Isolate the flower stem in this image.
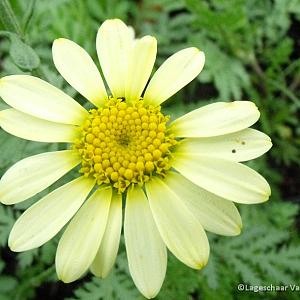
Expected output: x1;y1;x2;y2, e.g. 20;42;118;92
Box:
0;0;23;37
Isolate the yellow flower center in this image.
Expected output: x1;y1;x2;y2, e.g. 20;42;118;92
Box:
73;98;177;192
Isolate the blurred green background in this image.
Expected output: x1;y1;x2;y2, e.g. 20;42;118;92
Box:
0;0;300;299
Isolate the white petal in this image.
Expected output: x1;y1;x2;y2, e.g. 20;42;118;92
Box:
52;38;107;107
97;19;132;98
90;192;122;278
125;187;167;299
143;48;205;106
56;186;112;283
164;172;242;236
0;109;80;143
173;154;271;204
170;101;260;137
0;75;88;125
0;150;81;205
127;26;135;40
145;177;209;269
125;36;157;103
8;176;95;252
175;129;272;162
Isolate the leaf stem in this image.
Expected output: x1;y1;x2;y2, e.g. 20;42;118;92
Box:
250;55;300;108
0;0;23;37
0;1;48;80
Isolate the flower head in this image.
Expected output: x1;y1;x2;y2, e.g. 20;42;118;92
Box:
0;19;271;298
73;98;177;192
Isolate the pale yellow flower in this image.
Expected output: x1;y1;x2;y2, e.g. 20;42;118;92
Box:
0;19;271;299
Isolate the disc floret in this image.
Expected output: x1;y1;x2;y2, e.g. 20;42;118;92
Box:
73;98;177;192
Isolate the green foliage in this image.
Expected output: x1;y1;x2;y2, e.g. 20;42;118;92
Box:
211;202;300;284
7;33;40;70
0;32;40;72
66;253;143;300
157;255;200;300
0;205;15;247
0;0;299;299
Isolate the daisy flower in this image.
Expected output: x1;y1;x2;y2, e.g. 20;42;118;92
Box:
0;19;271;298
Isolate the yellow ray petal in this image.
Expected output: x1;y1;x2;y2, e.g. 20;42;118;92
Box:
170;101;260;137
164;172;242;236
125;36;157;103
8;177;95;251
0;150;81;205
90;192;122;278
52;38;107;107
96;19;132;98
125;186;167;298
0;109;80;143
144;47;204;106
146;177;209;269
56;187;112;283
175;128;272;162
0;75;88;125
173;153;271;204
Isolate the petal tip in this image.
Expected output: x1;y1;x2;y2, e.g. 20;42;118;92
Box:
234;225;242;236
267;140;273;148
112;18;126;25
248;101;260;112
57;274;64;282
8;235;30;252
8;240;20;252
57;272;73;284
90;266;108;278
265;184;272;199
103;18;125;27
53;38;66;45
60;277;71;284
189;256;209;270
140;35;157;49
196;48;205;55
8;242;15;251
192;47;205;58
139;285;161;299
189;46;200;53
264;192;271;201
259;190;271;203
195;259;209;270
143;291;159;299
